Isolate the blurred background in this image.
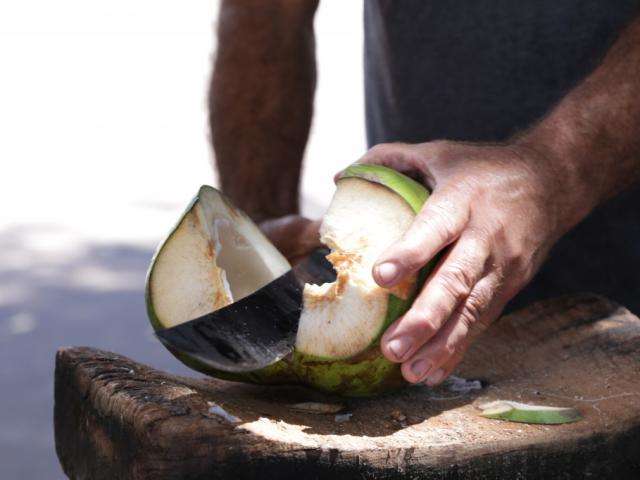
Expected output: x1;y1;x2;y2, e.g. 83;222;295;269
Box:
0;1;365;477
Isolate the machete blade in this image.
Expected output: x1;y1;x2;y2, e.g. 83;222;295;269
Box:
155;248;335;372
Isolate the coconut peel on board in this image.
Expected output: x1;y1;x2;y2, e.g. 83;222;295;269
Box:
477;400;582;424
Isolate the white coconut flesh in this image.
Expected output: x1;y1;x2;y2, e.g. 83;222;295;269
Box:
147;186;290;329
295;177;416;359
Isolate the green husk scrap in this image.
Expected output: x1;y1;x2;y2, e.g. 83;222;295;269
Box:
478;400;582;425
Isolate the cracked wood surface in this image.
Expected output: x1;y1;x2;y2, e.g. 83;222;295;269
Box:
55;294;640;479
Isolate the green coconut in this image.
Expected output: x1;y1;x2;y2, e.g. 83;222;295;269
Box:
146;164;433;396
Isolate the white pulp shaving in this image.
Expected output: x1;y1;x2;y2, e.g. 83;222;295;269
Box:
207;402;241;423
334;413;353;423
445;375;483;394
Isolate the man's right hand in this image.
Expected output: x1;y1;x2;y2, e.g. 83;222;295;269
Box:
260;215;322;265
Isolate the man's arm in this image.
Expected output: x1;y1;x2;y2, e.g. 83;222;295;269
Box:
518;16;640;206
209;0;319;222
358;16;640;386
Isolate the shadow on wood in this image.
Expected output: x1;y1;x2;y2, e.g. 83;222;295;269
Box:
54;294;640;479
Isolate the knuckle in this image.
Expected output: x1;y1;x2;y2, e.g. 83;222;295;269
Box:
438;265;474;300
490;268;507;293
459;289;491;331
459;303;482;330
520;261;538;284
406;308;440;335
428;198;457;221
465;227;492;250
502;247;532;280
425;139;454;157
459;232;492;266
367;143;397;159
419;206;459;245
492;219;508;242
438;196;469;229
488;223;535;282
436;220;458;245
510;258;529;280
441;341;458;358
501;244;521;265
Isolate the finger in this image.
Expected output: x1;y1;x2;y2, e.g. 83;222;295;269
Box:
300;219;322;247
358;142;420;172
423;349;466;387
380;232;490;363
400;274;502;384
356;141;449;187
373;187;470;287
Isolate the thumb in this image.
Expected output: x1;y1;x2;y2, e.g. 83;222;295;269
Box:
373;191;469;287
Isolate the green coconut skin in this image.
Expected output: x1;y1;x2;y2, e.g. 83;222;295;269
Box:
146;165;434;396
339;163;428;213
479;401;583;425
483;407;582;425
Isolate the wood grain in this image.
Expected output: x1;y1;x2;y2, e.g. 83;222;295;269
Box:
55;294;640;479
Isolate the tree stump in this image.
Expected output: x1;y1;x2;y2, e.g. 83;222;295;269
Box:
54;294;640;479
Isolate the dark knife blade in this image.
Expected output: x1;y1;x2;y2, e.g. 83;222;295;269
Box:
155;248;335;372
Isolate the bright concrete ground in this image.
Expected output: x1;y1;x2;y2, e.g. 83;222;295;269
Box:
0;1;365;477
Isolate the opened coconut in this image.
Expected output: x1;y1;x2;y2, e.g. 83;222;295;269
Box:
146;164;433;396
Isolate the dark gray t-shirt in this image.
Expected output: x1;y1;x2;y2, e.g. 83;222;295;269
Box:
364;0;640;312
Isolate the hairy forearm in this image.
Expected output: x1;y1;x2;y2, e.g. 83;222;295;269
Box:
209;0;318;221
519;15;640;225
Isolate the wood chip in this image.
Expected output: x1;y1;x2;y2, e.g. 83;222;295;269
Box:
288;402;345;414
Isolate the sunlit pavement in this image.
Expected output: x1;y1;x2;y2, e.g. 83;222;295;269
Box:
0;1;364;477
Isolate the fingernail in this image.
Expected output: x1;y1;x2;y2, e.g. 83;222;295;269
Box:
387;336;412;361
375;262;399;285
425;368;446;386
410;359;431;380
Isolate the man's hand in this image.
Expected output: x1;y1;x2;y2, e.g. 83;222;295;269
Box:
260;215;322;265
357;15;640;387
357;140;592;386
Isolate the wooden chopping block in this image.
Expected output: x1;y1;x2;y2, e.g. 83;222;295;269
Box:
54;294;640;479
